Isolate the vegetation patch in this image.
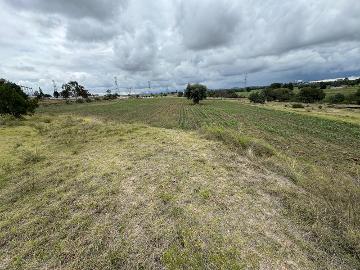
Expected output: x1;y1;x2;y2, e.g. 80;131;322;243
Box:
200;125;275;157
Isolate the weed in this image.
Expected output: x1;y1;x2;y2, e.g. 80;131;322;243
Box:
22;149;44;164
292;103;305;108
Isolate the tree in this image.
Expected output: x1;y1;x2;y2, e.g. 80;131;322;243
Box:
249;91;266;104
177;91;184;97
53;90;60;98
34;87;45;99
297;87;325;103
283;83;294;90
61;81;89;99
319;82;327;89
0;79;38;117
104;89;118;100
270;83;282;89
184;83;207;104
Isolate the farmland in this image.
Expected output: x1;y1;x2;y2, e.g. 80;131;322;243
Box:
38;98;360;177
1;97;360;269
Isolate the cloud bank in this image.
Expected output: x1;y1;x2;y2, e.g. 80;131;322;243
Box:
1;0;360;93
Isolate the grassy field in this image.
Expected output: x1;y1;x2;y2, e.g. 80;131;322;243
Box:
324;86;359;97
1;98;360;269
237;86;359;99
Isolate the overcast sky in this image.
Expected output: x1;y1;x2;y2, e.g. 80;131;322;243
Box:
1;0;360;93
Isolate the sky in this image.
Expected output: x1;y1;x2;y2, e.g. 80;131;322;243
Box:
1;0;360;94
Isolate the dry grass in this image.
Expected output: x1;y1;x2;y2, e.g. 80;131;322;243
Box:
263;102;360;125
0;115;350;269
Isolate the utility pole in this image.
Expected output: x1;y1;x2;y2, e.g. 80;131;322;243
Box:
148;80;151;90
244;72;248;89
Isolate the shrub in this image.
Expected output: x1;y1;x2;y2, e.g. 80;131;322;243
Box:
346;89;360;105
249;92;266;104
76;99;85;103
184;83;207;104
207;89;238;98
263;88;293;102
328;93;345;104
0;79;38;117
292;103;304;108
297;87;325;103
177;92;183;97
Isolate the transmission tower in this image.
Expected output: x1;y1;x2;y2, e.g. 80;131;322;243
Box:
52;80;58;93
244;73;248;89
114;76;119;94
148;80;151;89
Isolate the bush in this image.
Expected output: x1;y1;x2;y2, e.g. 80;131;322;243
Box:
184;83;207;104
346;89;360;105
297;87;325;103
0;79;38;117
177;92;183;97
249;92;266;104
104;93;119;100
292;103;304;108
207;89;238;98
263;88;293;102
76;99;85;103
328;93;345;104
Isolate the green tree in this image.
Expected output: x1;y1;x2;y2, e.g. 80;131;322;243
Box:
319;82;327;89
184;83;207;104
297;87;325;103
53;90;60;98
249;91;266;104
270;83;282;89
61;81;89;99
283;83;294;90
0;79;38;117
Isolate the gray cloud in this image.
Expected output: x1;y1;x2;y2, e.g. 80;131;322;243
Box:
5;0;127;20
176;0;240;50
66;18;119;42
1;0;360;93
